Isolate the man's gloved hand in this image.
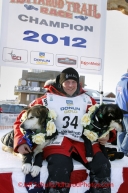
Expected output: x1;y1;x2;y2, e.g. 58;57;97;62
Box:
106;147;124;161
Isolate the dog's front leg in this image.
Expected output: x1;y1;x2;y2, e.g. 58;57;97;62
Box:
31;166;41;177
110;120;123;132
22;153;33;175
31;152;43;177
82;134;93;162
22;163;32;175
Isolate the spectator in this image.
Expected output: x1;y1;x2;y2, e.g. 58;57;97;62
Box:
115;73;128;156
0;105;2;113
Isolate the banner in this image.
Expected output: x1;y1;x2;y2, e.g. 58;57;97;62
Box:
0;0;107;75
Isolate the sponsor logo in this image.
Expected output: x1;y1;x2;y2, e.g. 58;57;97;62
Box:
58;57;76;65
66;100;73;106
34;58;50;64
39;52;45;58
34;52;50;64
80;57;102;71
8;50;21;61
30;51;53;66
65;74;77;79
49;95;53;101
60;107;80;111
2;47;28;63
81;61;100;66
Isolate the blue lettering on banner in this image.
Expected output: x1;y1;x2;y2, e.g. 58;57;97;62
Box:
22;29;87;48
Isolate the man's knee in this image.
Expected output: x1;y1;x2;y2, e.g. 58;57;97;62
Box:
88;152;111;176
46;154;73;181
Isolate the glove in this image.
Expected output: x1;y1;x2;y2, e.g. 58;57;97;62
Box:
106;147;124;161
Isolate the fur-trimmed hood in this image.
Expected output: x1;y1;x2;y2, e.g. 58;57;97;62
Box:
44;77;85;97
44;79;56;87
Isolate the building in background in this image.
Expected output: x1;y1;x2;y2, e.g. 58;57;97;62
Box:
14;70;60;105
14;70;85;105
104;92;115;98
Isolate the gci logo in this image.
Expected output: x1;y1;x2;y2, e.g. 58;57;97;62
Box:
8;50;21;60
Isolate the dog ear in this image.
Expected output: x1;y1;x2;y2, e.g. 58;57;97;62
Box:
113;104;128;116
95;104;106;119
121;109;128;114
38;106;49;125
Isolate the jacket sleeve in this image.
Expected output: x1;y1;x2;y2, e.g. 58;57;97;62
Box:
86;96;97;112
13;110;27;152
108;129;117;143
13;96;45;152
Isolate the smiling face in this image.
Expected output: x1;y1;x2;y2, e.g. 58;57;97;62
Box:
62;79;77;96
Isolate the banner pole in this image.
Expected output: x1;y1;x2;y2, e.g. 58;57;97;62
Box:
100;75;104;105
0;66;1;92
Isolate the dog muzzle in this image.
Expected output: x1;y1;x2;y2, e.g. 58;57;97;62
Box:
110;120;123;132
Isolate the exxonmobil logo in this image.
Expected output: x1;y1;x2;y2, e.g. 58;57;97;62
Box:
81;61;100;66
80;57;102;71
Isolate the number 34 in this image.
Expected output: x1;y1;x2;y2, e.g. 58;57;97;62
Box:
63;116;78;129
23;30;86;48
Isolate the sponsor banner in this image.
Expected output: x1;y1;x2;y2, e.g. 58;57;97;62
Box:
0;0;107;75
0;113;18;126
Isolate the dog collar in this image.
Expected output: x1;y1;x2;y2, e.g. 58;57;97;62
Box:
18;130;35;148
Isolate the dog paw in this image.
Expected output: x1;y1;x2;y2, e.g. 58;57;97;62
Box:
22;163;32;174
31;165;41;177
86;157;93;162
2;145;13;153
